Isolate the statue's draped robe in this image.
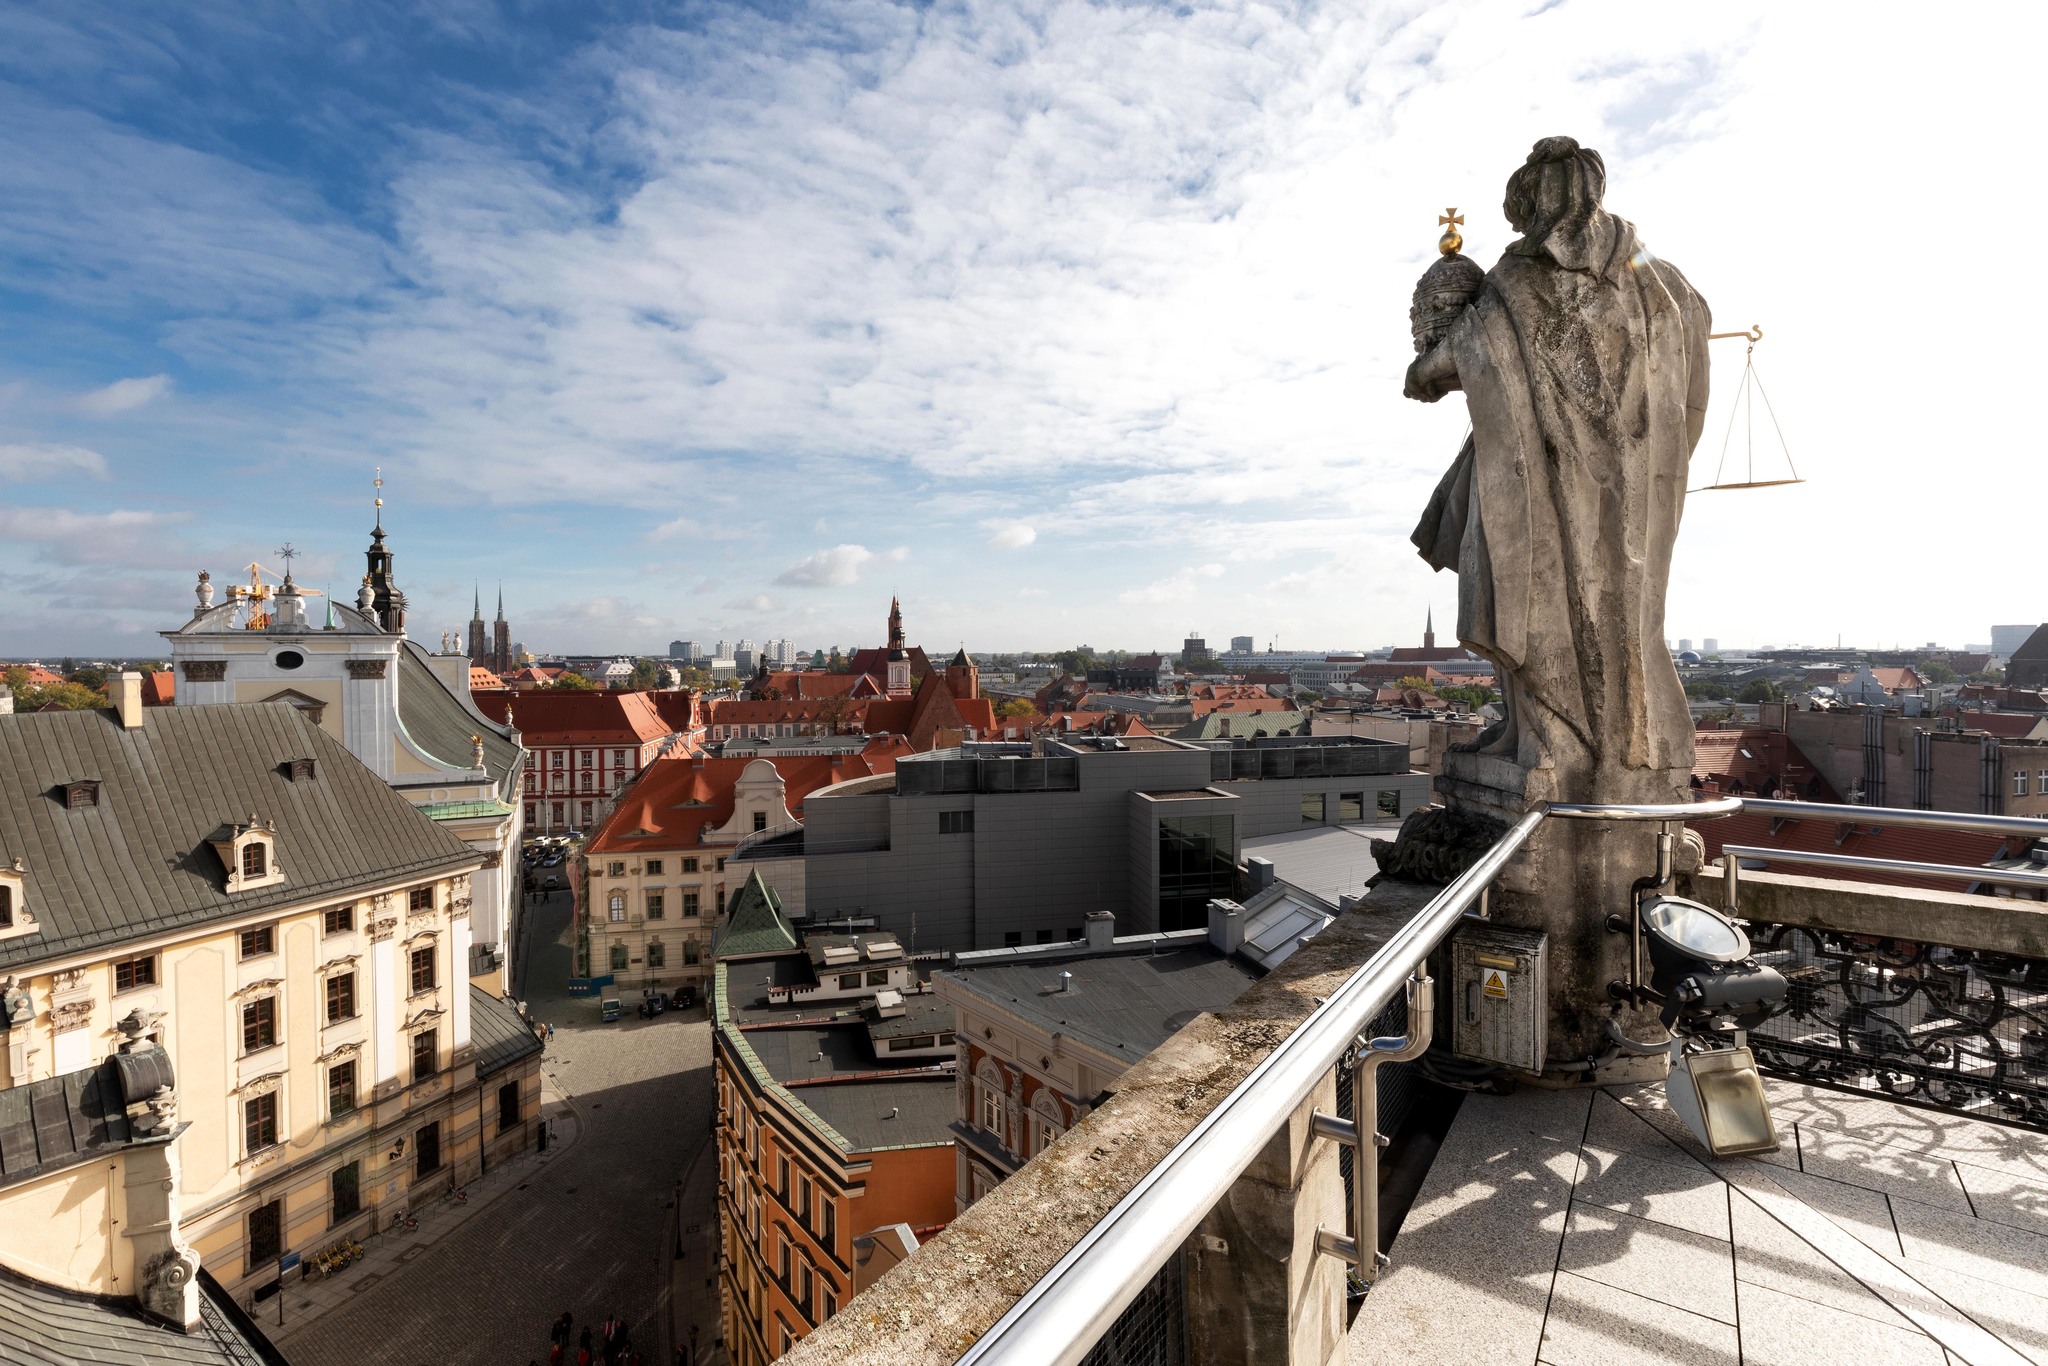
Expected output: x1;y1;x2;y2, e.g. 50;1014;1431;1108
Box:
1413;213;1708;803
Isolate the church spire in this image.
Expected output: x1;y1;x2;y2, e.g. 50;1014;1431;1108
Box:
364;468;406;634
495;584;504;622
887;595;905;651
1424;606;1435;652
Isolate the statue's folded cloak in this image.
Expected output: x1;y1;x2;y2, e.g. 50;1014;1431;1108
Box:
1413;207;1709;788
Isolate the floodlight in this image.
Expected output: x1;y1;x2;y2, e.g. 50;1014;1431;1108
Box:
1639;895;1786;1033
1666;1043;1779;1156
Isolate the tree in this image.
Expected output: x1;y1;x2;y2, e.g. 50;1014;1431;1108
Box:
1684;678;1732;701
3;667;105;711
1050;648;1098;676
67;666;108;691
817;693;857;735
1737;679;1782;704
1918;660;1958;686
1439;684;1499;709
995;698;1035;719
674;666;714;690
827;647;847;673
550;671;599;691
627;657;667;690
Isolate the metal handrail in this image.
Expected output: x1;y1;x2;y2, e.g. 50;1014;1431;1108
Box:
1739;797;2048;839
951;790;2037;1366
953;807;1548;1366
1721;844;2048;890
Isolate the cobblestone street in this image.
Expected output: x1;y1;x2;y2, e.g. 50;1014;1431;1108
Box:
278;889;715;1366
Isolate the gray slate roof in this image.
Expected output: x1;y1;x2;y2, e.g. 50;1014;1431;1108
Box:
0;703;482;970
937;946;1257;1060
0;1265;275;1365
469;984;543;1078
395;640;523;791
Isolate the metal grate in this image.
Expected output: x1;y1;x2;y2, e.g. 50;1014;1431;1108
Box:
1747;920;2048;1130
1337;996;1415;1291
1077;1247;1185;1366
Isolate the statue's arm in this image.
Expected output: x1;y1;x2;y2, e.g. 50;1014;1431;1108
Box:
1403;341;1463;403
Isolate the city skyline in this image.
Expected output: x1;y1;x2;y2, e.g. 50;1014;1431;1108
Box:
1;3;2039;657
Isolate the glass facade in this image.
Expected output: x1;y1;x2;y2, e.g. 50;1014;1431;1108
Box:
1158;812;1236;933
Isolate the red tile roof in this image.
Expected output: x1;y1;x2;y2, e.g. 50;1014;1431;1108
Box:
140;671;175;706
763;671;884;700
1690;729;1838;801
1952;710;2047;740
471;689;679;747
469;665;504;690
587;740;912;854
1867;667;1923;692
1691;809;2014;893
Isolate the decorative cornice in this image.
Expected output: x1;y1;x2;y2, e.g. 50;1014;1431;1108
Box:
319;954;361;974
182;660;227;682
317;1040;363;1064
404;1005;446;1030
230;978;282;1000
344;659;387;680
369;916;399;943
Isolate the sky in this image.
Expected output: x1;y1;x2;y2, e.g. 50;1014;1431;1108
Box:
1;0;2040;659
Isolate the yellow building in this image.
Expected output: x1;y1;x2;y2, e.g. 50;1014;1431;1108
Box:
0;684;544;1312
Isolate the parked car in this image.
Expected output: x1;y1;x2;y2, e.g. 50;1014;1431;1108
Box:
638;990;667;1019
671;986;696;1010
599;997;623;1023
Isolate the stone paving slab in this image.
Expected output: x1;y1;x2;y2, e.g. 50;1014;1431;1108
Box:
1350;1077;2046;1365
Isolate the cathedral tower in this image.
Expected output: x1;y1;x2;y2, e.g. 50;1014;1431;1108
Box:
886;597;912;699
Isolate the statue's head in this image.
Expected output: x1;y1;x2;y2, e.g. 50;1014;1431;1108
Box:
1503;137;1613;266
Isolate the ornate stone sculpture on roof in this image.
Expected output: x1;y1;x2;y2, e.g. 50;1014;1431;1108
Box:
1402;136;1709;820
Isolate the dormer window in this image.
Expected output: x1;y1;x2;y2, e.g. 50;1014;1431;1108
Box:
64;780;101;810
286;758;317;781
210;819;284;893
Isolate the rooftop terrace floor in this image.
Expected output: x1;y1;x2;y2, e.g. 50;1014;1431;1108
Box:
1353;1077;2048;1365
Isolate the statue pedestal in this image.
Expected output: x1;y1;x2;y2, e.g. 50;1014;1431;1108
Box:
1388;757;1679;1078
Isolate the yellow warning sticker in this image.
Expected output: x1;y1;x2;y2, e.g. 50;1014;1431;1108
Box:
1481;968;1509;1000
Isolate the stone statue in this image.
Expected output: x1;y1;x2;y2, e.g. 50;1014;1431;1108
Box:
1403;136;1709;819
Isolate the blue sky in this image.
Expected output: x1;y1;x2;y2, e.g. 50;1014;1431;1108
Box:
2;1;2041;659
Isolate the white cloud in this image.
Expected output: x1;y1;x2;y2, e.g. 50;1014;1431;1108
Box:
0;442;107;481
1117;562;1224;606
647;516;744;542
0;506;187;565
74;374;172;415
725;593;776;612
984;521;1037;550
775;544;875;588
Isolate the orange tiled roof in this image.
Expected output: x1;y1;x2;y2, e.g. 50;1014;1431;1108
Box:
469;665;504;690
140;671;175;706
1690;728;1837;801
587;740;912;854
471;689;678;747
1692;810;2011;893
1868;667;1923;691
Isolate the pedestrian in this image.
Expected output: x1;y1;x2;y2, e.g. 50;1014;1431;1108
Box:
552;1310;573;1351
576;1348;592;1366
549;1348;563;1366
547;1021;556;1041
579;1326;593;1357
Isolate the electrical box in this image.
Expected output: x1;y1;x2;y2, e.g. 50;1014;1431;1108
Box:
1450;922;1548;1073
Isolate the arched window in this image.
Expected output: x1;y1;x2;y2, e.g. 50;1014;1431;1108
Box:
242;843;267;879
975;1060;1007;1142
1030;1089;1066;1156
608;893;626;922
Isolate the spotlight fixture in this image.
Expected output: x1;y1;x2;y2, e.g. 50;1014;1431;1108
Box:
1640;896;1787;1033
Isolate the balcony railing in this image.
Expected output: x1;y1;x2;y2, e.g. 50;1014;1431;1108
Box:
780;795;2048;1366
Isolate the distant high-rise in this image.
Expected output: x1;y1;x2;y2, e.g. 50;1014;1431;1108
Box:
1676;638;1693;653
1229;635;1255;654
715;639;733;660
1992;624;2036;658
670;639;688;659
1702;638;1719;654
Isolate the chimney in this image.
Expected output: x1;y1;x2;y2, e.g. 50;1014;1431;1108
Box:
1245;856;1276;892
1083;909;1115;950
0;683;12;716
1207;897;1245;955
111;671;144;729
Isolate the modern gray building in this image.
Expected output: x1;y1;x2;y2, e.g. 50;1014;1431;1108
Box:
779;734;1429;950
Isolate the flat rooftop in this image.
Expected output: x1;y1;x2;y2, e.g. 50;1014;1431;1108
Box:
937;946;1258;1061
1353;1077;2048;1364
1243;821;1401;905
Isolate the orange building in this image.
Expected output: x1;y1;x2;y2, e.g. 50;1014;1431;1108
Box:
713;885;955;1364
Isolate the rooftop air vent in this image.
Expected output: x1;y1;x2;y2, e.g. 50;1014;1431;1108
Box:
63;780;101;810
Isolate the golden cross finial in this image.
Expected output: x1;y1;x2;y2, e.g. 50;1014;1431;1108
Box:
1437;207;1465;256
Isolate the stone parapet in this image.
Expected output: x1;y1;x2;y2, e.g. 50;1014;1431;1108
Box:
1683;865;2048;957
779;882;1438;1366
